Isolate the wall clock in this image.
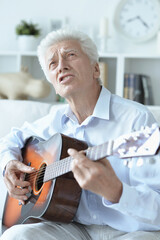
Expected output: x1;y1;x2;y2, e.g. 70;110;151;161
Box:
114;0;160;42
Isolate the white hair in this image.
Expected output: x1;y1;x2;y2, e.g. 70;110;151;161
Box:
37;28;101;83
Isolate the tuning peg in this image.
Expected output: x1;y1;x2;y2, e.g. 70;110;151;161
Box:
147;157;156;165
119;138;127;144
128;132;140;141
144;126;151;131
140;126;145;131
140;125;154;135
144;126;153;136
136;156;157;167
143;124;158;135
132;134;139;141
123;160;128;166
128;161;133;168
128;135;138;141
136;157;144;167
118;148;126;156
151;123;158;129
128;146;138;153
123;159;133;168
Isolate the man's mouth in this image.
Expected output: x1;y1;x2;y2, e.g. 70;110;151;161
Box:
59;74;74;82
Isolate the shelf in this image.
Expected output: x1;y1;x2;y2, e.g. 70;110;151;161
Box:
0;51;160;105
0;51;37;56
1;51;160;59
0;51;18;56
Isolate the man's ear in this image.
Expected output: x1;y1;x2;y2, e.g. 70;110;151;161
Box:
93;63;100;79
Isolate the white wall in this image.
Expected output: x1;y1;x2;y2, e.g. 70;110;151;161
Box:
0;0;157;53
0;0;117;50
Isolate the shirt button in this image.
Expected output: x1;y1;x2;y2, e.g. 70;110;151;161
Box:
93;215;97;220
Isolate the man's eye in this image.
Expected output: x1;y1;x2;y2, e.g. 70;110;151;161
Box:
49;61;56;69
68;52;76;57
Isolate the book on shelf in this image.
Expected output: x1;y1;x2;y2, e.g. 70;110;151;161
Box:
99;61;108;88
141;75;154;105
123;73;154;105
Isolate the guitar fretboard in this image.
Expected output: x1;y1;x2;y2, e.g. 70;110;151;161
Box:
43;140;113;183
85;140;113;160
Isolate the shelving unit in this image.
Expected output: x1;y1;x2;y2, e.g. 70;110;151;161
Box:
99;52;160;106
0;51;56;102
0;51;160;105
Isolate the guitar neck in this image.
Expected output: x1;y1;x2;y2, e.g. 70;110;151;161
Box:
85;140;113;161
43;140;113;182
43;124;160;183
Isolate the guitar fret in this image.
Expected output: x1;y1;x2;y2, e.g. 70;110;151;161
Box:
86;147;94;160
94;146;99;160
100;143;105;159
44;156;72;182
85;141;113;161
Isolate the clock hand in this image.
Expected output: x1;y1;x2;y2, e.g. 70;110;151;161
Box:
127;16;139;22
137;16;149;29
127;16;149;29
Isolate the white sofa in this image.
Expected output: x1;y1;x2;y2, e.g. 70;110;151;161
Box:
0;99;160;235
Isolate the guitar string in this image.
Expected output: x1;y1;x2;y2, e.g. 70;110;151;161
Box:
24;153;84;183
24;151;84;184
24;143;108;184
24;146;95;182
24;143;107;184
25;156;72;182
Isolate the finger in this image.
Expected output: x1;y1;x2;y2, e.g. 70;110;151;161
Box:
5;160;35;186
4;177;30;201
5;170;31;188
68;148;95;186
8;160;35;173
68;148;80;158
68;148;91;167
99;158;113;170
20;172;25;181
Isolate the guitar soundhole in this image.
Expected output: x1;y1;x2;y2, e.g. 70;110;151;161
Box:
35;163;46;193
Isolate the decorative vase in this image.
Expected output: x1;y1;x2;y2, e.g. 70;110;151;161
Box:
17;35;39;51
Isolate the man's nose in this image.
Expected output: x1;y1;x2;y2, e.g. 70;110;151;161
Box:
58;57;69;73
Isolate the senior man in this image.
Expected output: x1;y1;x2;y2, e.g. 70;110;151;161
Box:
0;28;160;240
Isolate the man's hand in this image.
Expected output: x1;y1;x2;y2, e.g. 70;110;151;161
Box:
3;160;35;205
68;148;122;203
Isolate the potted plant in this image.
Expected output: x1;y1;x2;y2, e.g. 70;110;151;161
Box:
16;20;41;51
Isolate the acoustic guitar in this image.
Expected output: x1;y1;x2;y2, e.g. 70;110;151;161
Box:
2;124;160;232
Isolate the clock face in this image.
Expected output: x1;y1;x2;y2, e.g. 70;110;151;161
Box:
114;0;160;42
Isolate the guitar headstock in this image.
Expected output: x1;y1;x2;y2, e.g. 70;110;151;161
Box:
113;124;160;161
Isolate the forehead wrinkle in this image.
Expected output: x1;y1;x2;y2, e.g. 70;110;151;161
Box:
62;48;79;54
47;47;79;64
48;52;56;63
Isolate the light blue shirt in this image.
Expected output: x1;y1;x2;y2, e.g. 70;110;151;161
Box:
0;87;159;232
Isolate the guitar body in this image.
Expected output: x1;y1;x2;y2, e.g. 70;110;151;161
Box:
2;133;88;231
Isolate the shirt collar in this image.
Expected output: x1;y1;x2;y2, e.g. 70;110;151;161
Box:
61;86;111;125
92;86;111;120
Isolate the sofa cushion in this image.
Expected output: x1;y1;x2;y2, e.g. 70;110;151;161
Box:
0;99;53;138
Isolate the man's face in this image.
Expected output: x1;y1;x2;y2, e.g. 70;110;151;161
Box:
45;40;100;99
